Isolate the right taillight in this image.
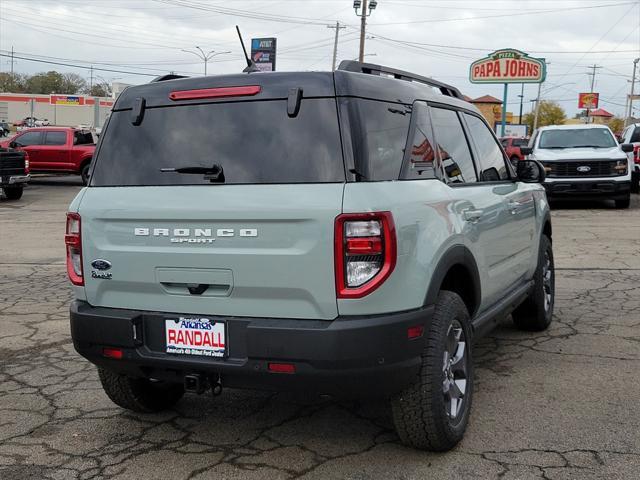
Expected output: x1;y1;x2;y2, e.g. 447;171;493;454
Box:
633;145;640;164
65;212;83;286
335;212;396;299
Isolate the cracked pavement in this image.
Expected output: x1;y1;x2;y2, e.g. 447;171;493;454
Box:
1;177;639;479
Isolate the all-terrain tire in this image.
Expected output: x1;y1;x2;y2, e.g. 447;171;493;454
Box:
615;195;630;209
98;367;185;413
512;235;554;331
631;171;639;194
391;291;473;451
81;162;91;186
3;186;23;200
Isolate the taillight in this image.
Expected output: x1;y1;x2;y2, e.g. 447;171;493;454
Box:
634;146;640;164
65;212;83;286
335;212;396;299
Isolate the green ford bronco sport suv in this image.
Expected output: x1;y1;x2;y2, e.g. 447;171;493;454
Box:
68;61;554;451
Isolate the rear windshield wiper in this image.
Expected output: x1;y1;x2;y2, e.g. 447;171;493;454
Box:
161;163;225;183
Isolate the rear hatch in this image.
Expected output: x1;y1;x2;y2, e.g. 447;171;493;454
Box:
78;73;345;320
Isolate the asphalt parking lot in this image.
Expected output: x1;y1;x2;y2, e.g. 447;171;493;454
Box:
1;177;639;479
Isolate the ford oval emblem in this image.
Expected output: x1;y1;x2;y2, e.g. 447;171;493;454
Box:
577;165;591;173
91;259;112;271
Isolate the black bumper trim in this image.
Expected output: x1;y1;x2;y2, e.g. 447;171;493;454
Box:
70;301;433;397
543;180;630;197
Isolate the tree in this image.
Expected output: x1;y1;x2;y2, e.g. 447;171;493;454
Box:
607;116;624;136
0;72;27;92
24;71;86;94
87;82;111;97
522;101;567;132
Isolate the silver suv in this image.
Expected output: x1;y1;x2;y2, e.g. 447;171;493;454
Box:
67;62;554;451
524;124;634;208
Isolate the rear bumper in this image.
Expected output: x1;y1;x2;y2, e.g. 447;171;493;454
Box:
543;179;630;198
70;300;433;397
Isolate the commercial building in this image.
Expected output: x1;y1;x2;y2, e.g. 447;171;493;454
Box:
0;93;114;127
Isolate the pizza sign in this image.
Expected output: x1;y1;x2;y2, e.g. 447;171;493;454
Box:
578;93;599;109
470;49;546;84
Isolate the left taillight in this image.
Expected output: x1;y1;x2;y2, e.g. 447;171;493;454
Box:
633;145;640;164
65;212;83;286
335;212;396;299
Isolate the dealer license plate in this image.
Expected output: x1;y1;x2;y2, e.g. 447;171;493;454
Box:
165;317;226;358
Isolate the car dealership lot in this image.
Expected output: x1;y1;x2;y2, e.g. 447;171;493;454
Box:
1;178;639;479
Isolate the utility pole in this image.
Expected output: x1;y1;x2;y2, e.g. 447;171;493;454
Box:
327;21;346;71
353;0;377;63
625;58;639;127
533;81;543;132
10;46;14;75
89;66;94;93
182;47;231;76
585;64;602;123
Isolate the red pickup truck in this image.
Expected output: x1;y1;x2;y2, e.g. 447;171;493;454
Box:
500;137;529;164
0;127;95;184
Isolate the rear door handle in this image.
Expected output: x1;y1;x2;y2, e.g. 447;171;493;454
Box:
463;209;483;223
507;200;526;214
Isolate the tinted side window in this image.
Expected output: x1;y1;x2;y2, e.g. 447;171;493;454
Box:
631;127;640;143
464;114;509;181
44;131;67;145
401;102;440;180
347;98;411;181
74;131;94;145
16;131;42;146
430;108;476;183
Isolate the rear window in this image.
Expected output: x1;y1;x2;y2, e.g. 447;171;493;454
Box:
91;99;345;186
512;138;528;147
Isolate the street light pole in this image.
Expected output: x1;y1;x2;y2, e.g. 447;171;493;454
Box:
626;58;639;127
354;0;377;63
182;47;231;76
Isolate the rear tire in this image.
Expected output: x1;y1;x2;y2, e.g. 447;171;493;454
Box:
98;367;185;413
631;171;639;194
3;186;23;200
512;235;554;331
391;291;473;451
80;162;91;186
615;195;630;209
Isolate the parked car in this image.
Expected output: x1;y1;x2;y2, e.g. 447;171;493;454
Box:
0;147;30;200
500;136;529;164
0;127;95;184
523;124;634;208
67;61;553;452
620;122;640;193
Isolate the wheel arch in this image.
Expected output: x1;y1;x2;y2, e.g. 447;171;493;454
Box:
425;245;481;318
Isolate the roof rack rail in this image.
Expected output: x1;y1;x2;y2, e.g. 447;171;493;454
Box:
151;74;189;83
337;60;463;100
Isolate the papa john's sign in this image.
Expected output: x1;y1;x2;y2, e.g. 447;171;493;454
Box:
469;49;546;84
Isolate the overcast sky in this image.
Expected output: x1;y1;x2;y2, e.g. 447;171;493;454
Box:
0;0;639;117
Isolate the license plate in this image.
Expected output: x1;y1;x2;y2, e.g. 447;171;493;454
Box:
165;317;226;358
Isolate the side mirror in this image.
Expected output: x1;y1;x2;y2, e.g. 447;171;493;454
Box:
519;146;533;156
517;159;546;183
620;143;634;153
9;141;18;149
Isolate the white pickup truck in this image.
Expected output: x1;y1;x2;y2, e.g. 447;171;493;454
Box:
523;124;634;208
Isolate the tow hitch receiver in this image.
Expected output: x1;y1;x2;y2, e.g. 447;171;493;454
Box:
184;374;207;394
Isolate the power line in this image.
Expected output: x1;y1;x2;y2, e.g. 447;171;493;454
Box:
0;53;160;77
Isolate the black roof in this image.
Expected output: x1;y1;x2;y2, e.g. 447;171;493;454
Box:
113;62;474;112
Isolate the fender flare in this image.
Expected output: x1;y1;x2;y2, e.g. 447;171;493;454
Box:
424;244;481;316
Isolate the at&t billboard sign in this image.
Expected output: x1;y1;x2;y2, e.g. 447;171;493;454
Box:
251;38;277;72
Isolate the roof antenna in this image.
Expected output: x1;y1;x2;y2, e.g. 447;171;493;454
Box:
236;25;260;73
